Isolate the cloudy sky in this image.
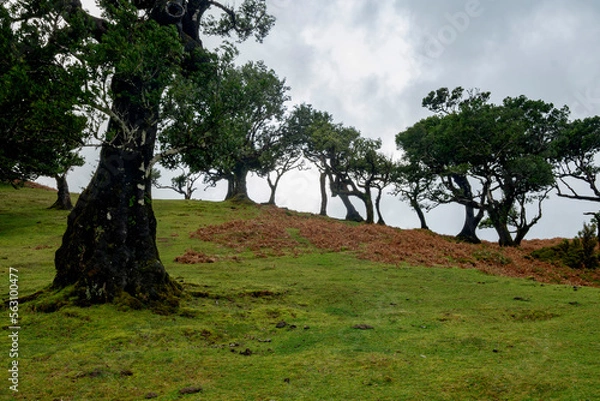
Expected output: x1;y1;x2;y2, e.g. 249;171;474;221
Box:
57;0;600;241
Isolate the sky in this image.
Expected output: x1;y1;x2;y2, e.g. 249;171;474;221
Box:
45;0;600;241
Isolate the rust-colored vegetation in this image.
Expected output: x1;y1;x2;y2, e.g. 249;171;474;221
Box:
179;205;600;287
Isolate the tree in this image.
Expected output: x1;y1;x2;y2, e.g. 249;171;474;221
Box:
329;136;394;224
391;161;436;230
286;104;335;216
262;151;307;205
48;153;85;210
554;116;600;203
152;167;201;200
316;124;364;222
177;61;289;203
0;3;86;183
397;87;569;246
26;0;276;307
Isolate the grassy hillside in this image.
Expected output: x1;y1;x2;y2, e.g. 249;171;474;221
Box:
1;184;600;400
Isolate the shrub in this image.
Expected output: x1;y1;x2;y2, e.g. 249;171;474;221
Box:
531;222;599;269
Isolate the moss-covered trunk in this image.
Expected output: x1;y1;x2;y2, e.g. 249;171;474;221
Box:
54;78;180;307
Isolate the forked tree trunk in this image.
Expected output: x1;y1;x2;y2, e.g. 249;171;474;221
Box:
49;174;73;210
54;79;181;307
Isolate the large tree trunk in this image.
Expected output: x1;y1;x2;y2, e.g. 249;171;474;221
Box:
54;78;181;307
49;174;73;210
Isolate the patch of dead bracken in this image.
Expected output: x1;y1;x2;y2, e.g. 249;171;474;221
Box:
182;205;600;287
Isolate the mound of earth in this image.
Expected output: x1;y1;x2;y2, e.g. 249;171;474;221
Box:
182;205;600;288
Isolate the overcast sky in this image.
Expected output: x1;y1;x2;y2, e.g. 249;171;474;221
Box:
54;0;600;241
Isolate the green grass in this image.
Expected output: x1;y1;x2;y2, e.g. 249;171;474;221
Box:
1;184;600;400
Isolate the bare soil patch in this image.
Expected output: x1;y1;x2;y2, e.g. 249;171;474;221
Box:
183;205;600;287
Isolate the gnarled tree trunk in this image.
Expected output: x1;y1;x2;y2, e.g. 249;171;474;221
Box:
54;78;181;307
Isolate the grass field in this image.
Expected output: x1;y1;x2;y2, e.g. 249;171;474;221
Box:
1;184;599;400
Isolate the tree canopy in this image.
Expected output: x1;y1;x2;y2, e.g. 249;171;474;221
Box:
397;87;570;246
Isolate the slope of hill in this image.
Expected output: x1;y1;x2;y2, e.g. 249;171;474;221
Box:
2;184;600;400
175;204;600;288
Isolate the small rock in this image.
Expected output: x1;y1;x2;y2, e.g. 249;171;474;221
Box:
240;348;253;356
303;325;310;330
179;386;202;395
352;324;374;330
120;369;133;377
144;392;159;399
275;321;287;328
283;377;290;383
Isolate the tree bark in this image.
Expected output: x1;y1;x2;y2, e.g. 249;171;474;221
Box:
54;78;181;307
266;173;281;205
319;171;328;216
226;163;252;202
49;174;73;210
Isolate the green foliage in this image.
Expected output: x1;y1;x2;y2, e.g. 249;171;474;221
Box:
0;3;87;181
532;222;599;269
397;87;570;246
165;60;291;199
554;116;600;202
